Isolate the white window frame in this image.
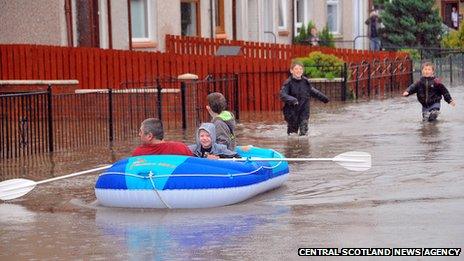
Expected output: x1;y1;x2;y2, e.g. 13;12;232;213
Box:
326;0;341;35
278;0;288;30
131;0;156;43
294;0;310;35
181;0;200;36
261;0;274;42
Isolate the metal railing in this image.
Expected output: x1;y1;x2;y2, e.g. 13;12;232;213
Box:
347;57;413;99
0;77;239;159
0;80;78;158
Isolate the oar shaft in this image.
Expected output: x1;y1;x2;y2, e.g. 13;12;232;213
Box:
223;158;363;162
0;165;112;201
36;165;111;185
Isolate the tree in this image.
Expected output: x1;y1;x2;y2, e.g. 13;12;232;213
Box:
318;26;335;47
293;23;307;44
380;0;443;49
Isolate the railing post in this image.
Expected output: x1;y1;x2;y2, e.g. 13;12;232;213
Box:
390;60;394;92
409;59;414;86
367;63;371;97
341;63;347;101
180;81;187;130
234;73;240;120
177;73;199;129
47;84;53;152
355;64;359;99
156;79;162;121
450;55;453;84
461;53;464;79
108;88;113;142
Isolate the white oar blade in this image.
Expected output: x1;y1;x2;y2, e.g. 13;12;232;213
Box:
333;151;371;172
0;178;37;201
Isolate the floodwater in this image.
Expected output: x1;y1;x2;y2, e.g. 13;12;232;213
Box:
1;86;463;260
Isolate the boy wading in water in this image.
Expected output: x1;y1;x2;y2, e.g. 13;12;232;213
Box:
403;62;456;122
280;61;329;136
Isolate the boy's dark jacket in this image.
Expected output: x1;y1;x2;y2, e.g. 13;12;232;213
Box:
280;76;329;120
405;76;453;108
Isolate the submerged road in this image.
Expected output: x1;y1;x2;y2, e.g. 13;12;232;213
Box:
0;85;463;260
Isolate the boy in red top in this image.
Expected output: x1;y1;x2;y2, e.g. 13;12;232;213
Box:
131;118;193;156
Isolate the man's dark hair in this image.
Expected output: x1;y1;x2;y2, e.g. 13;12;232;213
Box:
207;92;227;113
141;118;164;140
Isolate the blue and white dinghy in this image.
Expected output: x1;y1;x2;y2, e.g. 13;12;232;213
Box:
95;146;289;208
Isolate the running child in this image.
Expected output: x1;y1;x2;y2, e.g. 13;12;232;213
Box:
403;62;456;121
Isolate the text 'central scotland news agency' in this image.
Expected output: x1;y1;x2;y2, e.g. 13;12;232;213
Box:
298;248;461;256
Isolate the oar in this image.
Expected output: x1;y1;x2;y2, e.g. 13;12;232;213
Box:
222;151;371;172
0;165;111;201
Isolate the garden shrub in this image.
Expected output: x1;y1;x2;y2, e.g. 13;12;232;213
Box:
296;51;345;79
442;25;464;49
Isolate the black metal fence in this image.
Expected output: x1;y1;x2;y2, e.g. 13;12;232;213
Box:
347;57;413;99
0;77;239;159
0;91;49;158
412;52;464;85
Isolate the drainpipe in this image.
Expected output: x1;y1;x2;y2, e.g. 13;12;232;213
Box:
210;0;214;38
291;0;295;41
64;0;74;47
127;0;132;50
107;0;113;49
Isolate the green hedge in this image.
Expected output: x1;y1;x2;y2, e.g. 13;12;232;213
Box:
296;51;344;79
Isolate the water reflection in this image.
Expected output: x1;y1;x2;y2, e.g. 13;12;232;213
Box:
419;121;440;138
95;205;288;259
0;203;36;224
283;137;311;158
417;121;445;161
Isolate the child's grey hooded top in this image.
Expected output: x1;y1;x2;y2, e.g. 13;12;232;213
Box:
211;110;236;151
188;122;238;158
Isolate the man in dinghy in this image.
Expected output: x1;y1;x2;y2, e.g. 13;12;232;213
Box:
132;118;193;156
189;123;239;159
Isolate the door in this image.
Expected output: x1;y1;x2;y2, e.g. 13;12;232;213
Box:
232;0;237;40
77;0;100;47
442;1;458;29
181;0;201;36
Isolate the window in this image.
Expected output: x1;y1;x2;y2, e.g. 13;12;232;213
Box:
247;0;259;41
130;0;156;46
327;0;340;34
215;0;225;35
294;0;311;35
181;0;200;36
278;0;287;30
262;0;274;42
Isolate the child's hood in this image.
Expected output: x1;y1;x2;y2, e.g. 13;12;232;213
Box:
195;122;217;146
